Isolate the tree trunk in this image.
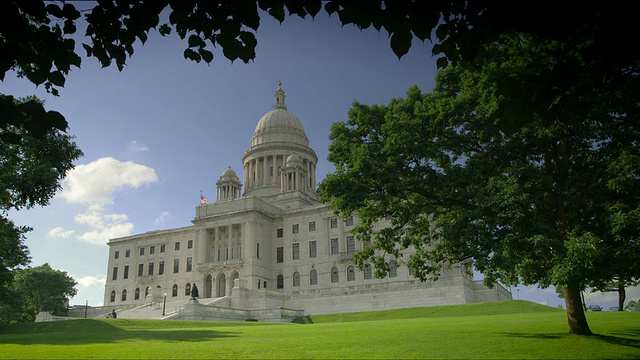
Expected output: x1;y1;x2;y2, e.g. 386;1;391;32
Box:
564;284;593;335
618;282;626;311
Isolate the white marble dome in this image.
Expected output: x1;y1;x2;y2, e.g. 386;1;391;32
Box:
251;83;309;147
220;166;238;179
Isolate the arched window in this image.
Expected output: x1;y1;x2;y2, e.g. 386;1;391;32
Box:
347;265;355;281
310;270;318;285
331;267;339;283
364;264;372;280
292;272;300;287
277;275;284;289
172;284;178;297
389;262;398;278
134;287;140;300
185;283;191;296
121;289;127;301
110;290;116;302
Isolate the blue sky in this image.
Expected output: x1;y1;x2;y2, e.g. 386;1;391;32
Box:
3;10;637;310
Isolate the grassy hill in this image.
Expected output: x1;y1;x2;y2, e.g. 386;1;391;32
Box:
1;300;638;359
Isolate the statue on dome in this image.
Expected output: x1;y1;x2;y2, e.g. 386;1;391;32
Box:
278;80;282;89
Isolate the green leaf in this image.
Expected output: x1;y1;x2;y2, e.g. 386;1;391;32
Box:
48;71;65;87
389;29;412;59
199;49;213;63
158;24;172;36
46;110;68;131
436;57;449;69
183;49;201;62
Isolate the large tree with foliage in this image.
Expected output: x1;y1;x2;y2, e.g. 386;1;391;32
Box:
0;96;83;322
12;263;77;322
320;34;639;335
1;0;636;138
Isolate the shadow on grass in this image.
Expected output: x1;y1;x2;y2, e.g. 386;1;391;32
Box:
503;329;640;350
0;319;239;345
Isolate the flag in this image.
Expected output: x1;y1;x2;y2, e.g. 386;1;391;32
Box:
200;194;207;205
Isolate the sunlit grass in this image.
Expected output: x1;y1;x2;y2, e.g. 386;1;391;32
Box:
1;301;638;359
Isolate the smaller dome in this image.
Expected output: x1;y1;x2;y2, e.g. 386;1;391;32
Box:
220;166;238;179
286;154;304;167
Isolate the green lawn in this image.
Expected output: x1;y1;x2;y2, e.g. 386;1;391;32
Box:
0;301;638;359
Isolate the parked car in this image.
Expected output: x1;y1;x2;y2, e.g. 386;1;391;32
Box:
609;306;621;311
587;305;603;311
626;306;639;312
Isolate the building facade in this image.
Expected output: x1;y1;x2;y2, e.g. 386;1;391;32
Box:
104;83;511;317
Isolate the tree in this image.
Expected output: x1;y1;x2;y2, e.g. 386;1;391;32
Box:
0;96;83;321
320;34;639;335
2;1;637;139
591;278;640;312
12;263;77;321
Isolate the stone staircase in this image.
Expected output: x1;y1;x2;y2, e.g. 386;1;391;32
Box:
116;298;224;320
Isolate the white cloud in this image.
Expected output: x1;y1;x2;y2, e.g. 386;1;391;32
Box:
71;275;107;306
55;157;159;246
48;226;75;238
127;140;149;152
59;157;158;207
76;275;107;288
154;211;170;224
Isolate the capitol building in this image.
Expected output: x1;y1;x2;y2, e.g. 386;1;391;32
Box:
103;83;511;320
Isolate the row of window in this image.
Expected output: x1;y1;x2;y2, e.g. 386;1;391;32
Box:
275;217;354;238
275;236;359;263
112;257;193;280
274;263;402;289
109;283;194;302
113;240;193;259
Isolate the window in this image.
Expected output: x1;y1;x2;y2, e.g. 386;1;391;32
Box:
330;218;338;228
364;264;372;280
185;283;191;296
256;243;260;258
110;291;116;302
125;249;130;258
408;266;414;276
347;265;356;281
188;240;193;249
345;216;354;226
114;251;119;259
172;284;178;297
186;257;192;272
139;247;145;256
123;265;129;279
292;243;300;260
277;275;284;289
160;244;165;253
293;272;300;287
150;245;155;255
292;224;299;234
112;267;118;280
310;270;318;285
173;259;179;273
175;242;180;251
276;247;284;263
331;238;339;255
389;262;398;278
159;261;165;275
276;228;283;238
148;262;154;276
331;267;339;283
138;264;144;276
134;287;140;300
309;241;317;258
346;236;355;254
121;289;127;301
309;221;316;232
270;166;274;176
